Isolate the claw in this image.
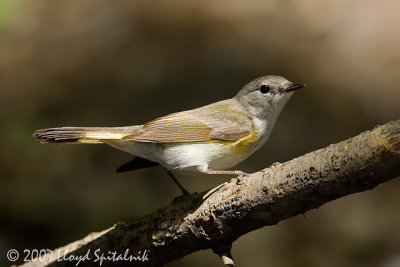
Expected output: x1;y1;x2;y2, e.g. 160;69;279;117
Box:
230;175;244;185
270;162;281;168
203;173;250;199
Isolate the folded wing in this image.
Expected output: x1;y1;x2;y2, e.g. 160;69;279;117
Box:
123;99;253;143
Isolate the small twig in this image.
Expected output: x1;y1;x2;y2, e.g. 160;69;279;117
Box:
213;244;234;266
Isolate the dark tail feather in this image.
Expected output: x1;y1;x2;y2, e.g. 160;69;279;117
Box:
117;157;159;173
33;127;127;144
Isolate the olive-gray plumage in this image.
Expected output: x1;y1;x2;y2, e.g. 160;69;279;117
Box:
34;75;305;177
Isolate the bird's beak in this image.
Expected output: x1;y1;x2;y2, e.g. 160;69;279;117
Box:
284;83;306;93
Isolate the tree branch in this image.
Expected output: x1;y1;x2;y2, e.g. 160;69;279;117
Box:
21;120;400;267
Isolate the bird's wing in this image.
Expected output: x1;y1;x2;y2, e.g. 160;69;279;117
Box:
122;99;253;143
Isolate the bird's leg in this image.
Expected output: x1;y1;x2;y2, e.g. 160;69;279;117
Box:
196;165;249;176
197;165;249;199
163;168;189;196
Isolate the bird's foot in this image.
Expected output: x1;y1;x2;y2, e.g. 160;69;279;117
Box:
270;162;281;168
203;172;249;199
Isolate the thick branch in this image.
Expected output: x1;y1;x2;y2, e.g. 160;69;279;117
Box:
22;120;400;266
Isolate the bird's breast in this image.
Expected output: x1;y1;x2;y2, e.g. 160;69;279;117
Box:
230;116;270;153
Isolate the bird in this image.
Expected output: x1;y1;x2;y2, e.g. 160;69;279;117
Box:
33;75;305;194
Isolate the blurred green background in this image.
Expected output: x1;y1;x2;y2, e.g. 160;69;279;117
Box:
1;1;399;266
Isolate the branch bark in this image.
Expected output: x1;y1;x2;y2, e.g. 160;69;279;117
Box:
21;120;400;267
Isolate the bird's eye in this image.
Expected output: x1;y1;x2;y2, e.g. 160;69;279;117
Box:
259;85;270;94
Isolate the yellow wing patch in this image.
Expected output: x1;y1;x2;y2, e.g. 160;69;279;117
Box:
230;130;258;155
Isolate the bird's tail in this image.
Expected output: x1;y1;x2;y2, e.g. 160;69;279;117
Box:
33;126;137;144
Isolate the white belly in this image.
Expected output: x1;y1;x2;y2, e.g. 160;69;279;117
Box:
162;142;252;171
104;140;254;171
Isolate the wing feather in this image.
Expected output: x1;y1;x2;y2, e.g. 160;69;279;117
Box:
122;99;253;143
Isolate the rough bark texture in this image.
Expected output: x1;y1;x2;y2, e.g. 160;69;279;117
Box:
21;120;400;267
